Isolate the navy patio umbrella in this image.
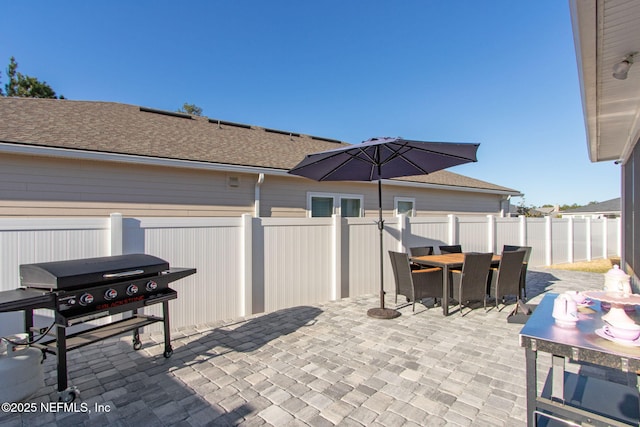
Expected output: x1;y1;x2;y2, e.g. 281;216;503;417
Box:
288;137;480;319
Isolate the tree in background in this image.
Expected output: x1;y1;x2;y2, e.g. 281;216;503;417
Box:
516;198;532;216
2;57;63;99
178;103;203;116
558;203;581;211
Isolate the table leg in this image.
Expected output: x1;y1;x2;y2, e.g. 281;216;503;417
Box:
551;355;565;402
525;347;537;427
442;265;450;316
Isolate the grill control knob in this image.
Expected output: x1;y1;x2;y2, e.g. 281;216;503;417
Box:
68;299;76;305
79;293;94;306
126;284;139;296
146;280;158;292
104;288;118;300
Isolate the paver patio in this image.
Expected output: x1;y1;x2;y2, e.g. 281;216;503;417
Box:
0;268;618;426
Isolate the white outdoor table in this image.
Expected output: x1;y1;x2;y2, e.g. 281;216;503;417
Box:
519;293;640;426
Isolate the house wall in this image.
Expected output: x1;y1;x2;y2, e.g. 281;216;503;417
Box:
0;153;257;217
1;152;506;218
261;175;505;218
623;139;640;292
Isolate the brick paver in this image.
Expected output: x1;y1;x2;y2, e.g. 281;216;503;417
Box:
0;268;611;426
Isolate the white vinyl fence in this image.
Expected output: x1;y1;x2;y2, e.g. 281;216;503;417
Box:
0;213;620;334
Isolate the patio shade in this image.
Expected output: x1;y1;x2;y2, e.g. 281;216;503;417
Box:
288;137;480;319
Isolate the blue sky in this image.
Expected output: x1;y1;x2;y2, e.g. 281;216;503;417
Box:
0;1;620;208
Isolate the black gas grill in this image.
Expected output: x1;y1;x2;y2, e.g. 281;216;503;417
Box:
0;254;196;402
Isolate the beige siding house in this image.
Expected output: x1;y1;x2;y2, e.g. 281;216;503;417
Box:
0;98;520;218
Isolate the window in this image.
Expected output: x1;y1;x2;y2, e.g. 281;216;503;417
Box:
395;197;415;217
340;197;361;217
308;193;363;218
311;196;334;217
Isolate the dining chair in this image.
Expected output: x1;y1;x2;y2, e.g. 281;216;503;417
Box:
503;245;532;300
409;246;434;257
408;246;434;270
449;252;493;315
388;251;443;312
489;249;526;311
439;244;462;254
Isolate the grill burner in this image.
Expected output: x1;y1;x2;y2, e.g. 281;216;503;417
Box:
0;254;196;402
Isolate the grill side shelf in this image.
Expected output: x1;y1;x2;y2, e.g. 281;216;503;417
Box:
0;288;55;312
163;267;197;283
36;314;164;354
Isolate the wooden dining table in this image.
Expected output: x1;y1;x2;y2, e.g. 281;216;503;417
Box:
410;252;501;315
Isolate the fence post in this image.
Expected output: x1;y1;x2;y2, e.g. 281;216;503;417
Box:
241;213;253;316
586;217;592;261
545;216;552;266
519;215;527;246
567;216;574;264
448;214;457;245
110;213;123;256
617;217;622;256
602;219;608;259
396;213;408;253
332;214;342;301
487;215;495;253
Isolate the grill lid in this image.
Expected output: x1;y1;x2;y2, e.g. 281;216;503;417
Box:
20;254;170;290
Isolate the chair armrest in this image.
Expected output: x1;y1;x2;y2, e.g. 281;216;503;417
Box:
412;267;442;275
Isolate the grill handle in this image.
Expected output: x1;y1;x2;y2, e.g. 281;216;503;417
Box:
102;269;145;279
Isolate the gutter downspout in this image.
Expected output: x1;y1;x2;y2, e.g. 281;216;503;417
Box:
254;173;265;217
500;195;511;218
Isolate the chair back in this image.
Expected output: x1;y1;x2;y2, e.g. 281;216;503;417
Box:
496;250;526;293
503;245;531;299
388;251;413;297
439;245;462;254
503;245;531;263
409;246;434;257
452;252;493;308
461;253;493;284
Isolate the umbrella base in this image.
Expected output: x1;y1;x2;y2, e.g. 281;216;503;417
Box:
367;307;401;319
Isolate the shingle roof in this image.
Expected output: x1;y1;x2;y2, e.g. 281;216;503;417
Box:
560;198;621;214
0;97;518;194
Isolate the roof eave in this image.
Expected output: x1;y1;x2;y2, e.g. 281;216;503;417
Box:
381;178;522;197
570;0;640;164
570;0;600;162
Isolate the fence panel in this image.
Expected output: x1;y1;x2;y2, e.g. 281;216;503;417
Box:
552;220;569;264
525;219;546;267
405;217;449;252
607;219;619;258
495;217;521;252
261;218;333;312
458;216;489;253
591;219;604;260
124;217;242;328
573;219;588;261
346;217;399;298
0;218;110;336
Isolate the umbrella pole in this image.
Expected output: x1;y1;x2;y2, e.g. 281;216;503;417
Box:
367;178;400;319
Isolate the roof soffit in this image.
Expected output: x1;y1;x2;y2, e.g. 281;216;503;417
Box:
572;0;640;163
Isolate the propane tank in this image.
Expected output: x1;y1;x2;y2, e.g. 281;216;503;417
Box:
0;334;44;402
